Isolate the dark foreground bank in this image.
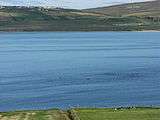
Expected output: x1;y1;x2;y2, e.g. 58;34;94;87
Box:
0;107;160;120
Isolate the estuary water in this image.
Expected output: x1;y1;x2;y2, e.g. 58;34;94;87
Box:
0;32;160;111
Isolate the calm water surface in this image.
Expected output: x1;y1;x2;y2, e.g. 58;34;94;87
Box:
0;32;160;111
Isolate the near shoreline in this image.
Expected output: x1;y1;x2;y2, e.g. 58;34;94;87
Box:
0;107;160;120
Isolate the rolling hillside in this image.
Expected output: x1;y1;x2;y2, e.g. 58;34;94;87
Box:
0;6;108;31
85;0;160;17
0;0;160;31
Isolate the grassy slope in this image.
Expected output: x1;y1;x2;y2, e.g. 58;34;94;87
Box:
75;107;160;120
85;0;160;17
0;1;160;31
0;6;110;31
0;109;70;120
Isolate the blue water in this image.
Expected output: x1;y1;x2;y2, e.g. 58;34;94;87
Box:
0;32;160;112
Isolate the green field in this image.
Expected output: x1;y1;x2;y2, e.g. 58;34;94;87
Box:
0;107;160;120
75;107;160;120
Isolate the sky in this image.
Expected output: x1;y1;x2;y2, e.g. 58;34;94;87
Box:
0;0;153;9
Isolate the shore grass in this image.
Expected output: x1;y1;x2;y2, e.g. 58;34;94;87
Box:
75;107;160;120
0;107;160;120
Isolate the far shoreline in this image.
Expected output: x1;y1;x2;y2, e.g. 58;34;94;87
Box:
0;30;160;33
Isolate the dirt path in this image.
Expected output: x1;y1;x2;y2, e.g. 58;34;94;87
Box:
0;109;81;120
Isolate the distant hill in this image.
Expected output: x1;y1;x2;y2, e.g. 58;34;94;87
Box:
0;1;160;31
0;6;107;31
85;0;160;17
